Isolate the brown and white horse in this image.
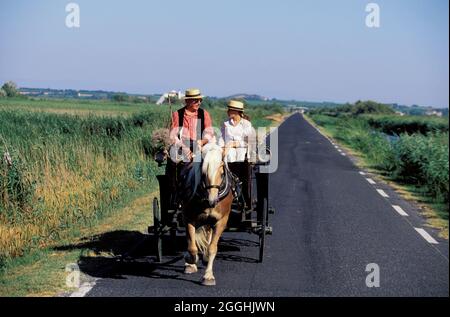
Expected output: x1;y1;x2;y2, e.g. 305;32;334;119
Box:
180;143;233;286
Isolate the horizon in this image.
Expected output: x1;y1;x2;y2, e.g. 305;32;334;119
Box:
1;0;448;108
15;85;449;109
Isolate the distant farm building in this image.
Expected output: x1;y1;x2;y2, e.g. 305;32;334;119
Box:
425;110;443;117
77;92;93;98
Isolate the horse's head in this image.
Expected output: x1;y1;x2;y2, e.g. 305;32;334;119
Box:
201;143;224;207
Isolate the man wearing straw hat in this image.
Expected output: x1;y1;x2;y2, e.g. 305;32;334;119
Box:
169;88;213;158
167;88;214;205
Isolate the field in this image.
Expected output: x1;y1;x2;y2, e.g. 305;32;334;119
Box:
307;109;449;232
0;97;285;269
0;98;153;116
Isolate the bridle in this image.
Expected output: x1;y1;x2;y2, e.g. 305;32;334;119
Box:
201;167;226;192
204;184;221;190
198;163;232;206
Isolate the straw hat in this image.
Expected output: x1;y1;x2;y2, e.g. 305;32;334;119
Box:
227;100;245;112
183;88;204;100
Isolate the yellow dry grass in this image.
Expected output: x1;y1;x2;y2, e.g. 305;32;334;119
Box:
265;113;291;127
0;145;141;260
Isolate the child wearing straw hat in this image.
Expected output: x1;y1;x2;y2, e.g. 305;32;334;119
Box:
221;100;255;209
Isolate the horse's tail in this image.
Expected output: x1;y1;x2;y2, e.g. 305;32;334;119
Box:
195;225;212;257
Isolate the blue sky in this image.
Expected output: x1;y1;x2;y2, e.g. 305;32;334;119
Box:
0;0;448;107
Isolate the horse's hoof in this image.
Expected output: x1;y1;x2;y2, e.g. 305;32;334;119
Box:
184;265;198;274
184;253;199;265
201;278;216;286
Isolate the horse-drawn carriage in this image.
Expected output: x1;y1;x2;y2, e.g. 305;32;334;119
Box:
148;143;274;265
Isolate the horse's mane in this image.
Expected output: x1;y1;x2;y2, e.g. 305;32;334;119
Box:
202;143;223;179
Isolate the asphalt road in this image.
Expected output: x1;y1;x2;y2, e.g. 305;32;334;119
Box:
84;113;449;297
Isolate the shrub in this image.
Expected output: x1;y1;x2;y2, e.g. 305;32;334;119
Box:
1;81;19;97
0;148;34;216
393;133;449;203
363;115;448;134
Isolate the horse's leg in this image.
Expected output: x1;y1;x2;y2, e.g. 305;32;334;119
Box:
202;215;229;286
184;222;198;274
202;228;213;264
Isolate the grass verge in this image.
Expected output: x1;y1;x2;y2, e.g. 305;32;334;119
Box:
0;189;156;297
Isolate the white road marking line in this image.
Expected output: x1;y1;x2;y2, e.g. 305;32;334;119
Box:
337;149;342;152
366;178;376;185
341;153;346;156
359;171;366;175
414;228;439;244
376;189;389;198
392;205;409;216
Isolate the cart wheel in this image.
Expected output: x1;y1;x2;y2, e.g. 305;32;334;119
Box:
153;197;163;262
259;197;268;263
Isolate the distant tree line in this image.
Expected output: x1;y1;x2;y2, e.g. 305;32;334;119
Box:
111;93;156;104
308;100;395;117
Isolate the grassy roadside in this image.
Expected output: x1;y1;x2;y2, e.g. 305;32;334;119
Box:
303;114;449;239
0;189;157;297
265;112;291;127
